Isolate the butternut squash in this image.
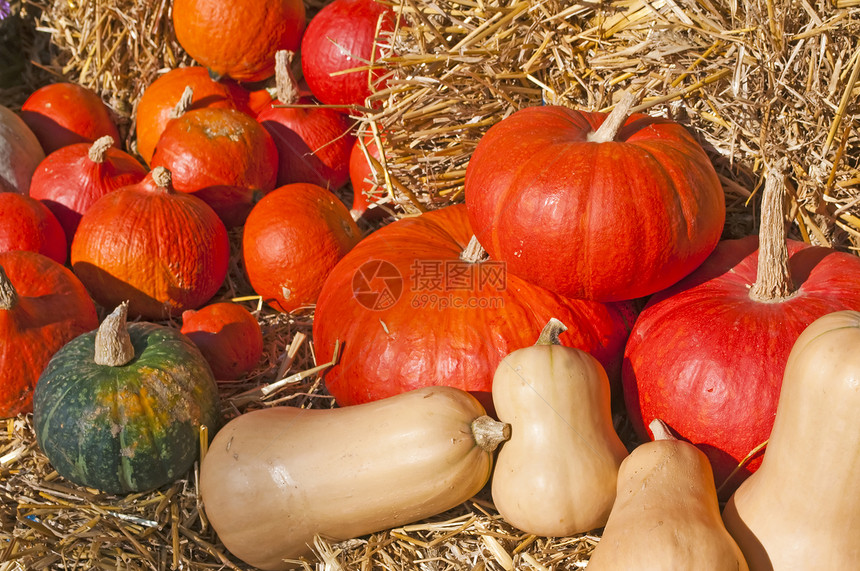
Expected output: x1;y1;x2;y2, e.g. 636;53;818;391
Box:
587;419;749;570
490;318;628;536
199;385;510;571
722;310;860;570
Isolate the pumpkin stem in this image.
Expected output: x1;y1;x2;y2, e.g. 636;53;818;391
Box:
648;419;677;442
460;235;489;263
151;166;172;190
749;163;794;302
88;135;115;163
471;415;511;452
169;86;194;119
535;318;567;346
274;50;301;105
94;302;136;367
0;265;18;310
586;91;639;144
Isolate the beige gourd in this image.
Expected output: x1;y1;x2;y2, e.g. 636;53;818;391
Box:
587;419;749;570
490;318;628;536
722;309;860;570
199;385;510;571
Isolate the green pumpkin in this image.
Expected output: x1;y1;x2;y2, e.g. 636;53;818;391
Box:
33;302;221;494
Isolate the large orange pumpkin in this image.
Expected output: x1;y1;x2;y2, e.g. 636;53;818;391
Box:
465;97;725;302
312;203;635;412
172;0;306;83
71;167;230;319
0;250;98;417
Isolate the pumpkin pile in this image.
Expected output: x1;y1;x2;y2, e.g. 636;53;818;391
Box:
2;0;860;569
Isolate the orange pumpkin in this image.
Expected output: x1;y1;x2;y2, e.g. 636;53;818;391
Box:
71;167;230;319
181;302;264;381
172;0;306;83
243;183;361;313
0;193;67;264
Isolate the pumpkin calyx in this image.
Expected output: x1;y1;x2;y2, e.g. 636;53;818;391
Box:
169;86;194;120
460;235;489;263
88;135;115;163
749;163;796;303
274;50;301;105
150;166;173;192
471;415;511;452
586;91;638;144
535;317;568;346
94;301;136;367
0;265;18;310
648;418;677;441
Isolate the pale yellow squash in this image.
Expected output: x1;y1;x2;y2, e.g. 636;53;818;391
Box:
587;419;749;570
490;318;628;536
199;385;510;571
722;310;860;570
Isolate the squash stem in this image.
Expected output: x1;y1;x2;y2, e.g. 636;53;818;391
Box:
535;318;567;346
274;50;301;105
749;163;794;302
151;166;172;190
460;235;489;263
0;266;18;310
586;91;638;143
471;415;511;452
88;135;115;163
648;418;677;441
94;301;136;367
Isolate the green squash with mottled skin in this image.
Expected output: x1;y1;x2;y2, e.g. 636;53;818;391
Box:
33;304;221;494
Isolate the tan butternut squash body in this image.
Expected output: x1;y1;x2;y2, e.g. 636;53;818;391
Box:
200;386;509;570
587;419;749;570
723;310;860;570
490;319;628;536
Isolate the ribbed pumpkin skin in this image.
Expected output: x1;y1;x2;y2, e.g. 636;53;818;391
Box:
0;193;67;264
70;171;230;319
172;0;306;83
33;322;221;494
150;108;279;227
313;203;635;411
301;0;398;107
134;66;254;164
0;104;45;194
28;140;147;245
0;250;99;417
20;83;121;155
465;105;725;302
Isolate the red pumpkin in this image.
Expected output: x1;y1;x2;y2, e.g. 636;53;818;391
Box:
181;302;264;380
28;136;147;246
71;166;230;319
257;51;357;190
0;193;67;264
301;0;398;107
0;104;45;194
312;203;635;412
622;169;860;498
0;250;98;417
172;0;306;83
348;131;388;219
465;97;725;302
150;107;279;227
243;183;362;313
20;83;121;155
135;66;254;164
